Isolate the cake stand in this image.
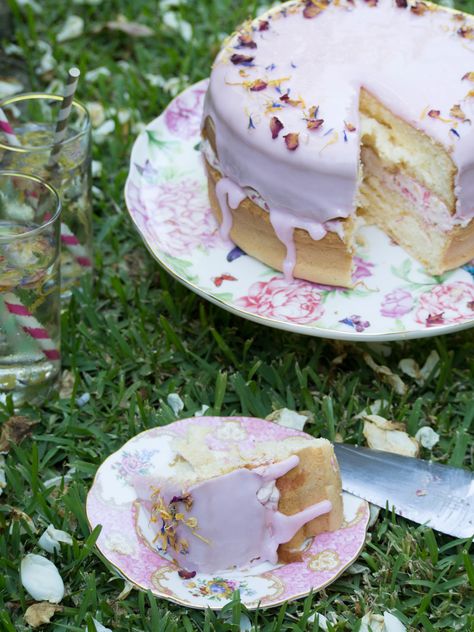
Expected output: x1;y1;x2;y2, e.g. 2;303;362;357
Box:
124;79;474;342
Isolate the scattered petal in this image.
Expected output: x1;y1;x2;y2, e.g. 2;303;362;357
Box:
162;11;192;41
266;408;310;431
194;404;210;417
167;393;184;415
24;602;62;628
36;42;56;75
106;16;154;37
450;104;467;120
230;53;254;65
93;119;115;144
86;101;106;128
384;612;407;632
363;415;419;457
410;1;428;15
38;524;73;554
368;503;381;528
428;109;440;119
284;132;299;150
419;350;440;381
395;0;408;6
398;358;421;380
92;160;102;177
307;613;330;630
238;33;257;48
249;79;267;91
259;19;270;31
0;416;37;453
76;393;90;407
307;118;324;131
20;554;65;604
85;67;111;82
415;426;440;449
270;116;284;138
56;15;84;42
363;353;407;395
117;580;134;600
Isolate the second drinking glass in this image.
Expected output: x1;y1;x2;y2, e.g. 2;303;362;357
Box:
0;92;92;300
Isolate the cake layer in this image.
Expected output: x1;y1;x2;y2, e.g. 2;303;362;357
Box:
206;158;355;287
360;149;474;273
134;423;343;573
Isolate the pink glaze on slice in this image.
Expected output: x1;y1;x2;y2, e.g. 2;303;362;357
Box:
134;455;332;573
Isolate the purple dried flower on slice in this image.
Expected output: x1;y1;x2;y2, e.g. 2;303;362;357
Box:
395;0;408;7
458;25;474;39
428;109;441;119
270;116;284;138
249;79;268;91
284;132;299;150
258;19;270;31
345;121;356;132
230;53;255;65
302;0;329;19
178;569;196;579
363;0;378;7
306;118;324;130
410;1;428;15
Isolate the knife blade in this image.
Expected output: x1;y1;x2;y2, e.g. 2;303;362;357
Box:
333;443;474;538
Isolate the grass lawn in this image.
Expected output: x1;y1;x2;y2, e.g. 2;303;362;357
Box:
1;0;473;629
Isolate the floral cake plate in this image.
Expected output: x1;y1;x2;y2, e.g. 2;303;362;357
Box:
86;416;369;610
124;79;474;341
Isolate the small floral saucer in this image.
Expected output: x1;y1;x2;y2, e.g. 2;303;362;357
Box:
124;79;474;341
86;416;369;610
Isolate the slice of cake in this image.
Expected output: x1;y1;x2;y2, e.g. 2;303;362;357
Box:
202;0;474;287
134;424;343;573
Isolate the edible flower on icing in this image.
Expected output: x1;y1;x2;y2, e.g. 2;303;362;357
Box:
458;25;474;39
410;1;428;15
363;0;378;7
258;19;270;31
249;79;268;91
450;128;461;138
450;104;467;120
462;72;474;82
303;0;329;19
284;132;299;150
345;121;356;132
306;118;324;130
280;92;305;108
428;109;441;118
230;53;254;65
270;116;284;138
237;33;257;49
395;0;408;7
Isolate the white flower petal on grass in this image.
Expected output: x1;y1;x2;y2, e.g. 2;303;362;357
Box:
92;161;102;177
21;554;64;603
162;11;193;41
106;16;154;38
90;619;112;632
76;392;91;407
363;415;419;457
360;614;385;632
17;0;42;13
36;42;56;75
0;455;6;496
38;524;73;553
398;358;421;380
194;404;210;416
383;612;407;632
167;393;184;415
368;503;381;528
117;580;134;600
266;408;309;431
57;15;84;42
239;614;252;631
85;67;111;82
420;350;440;382
86;102;106;128
307;612;330;630
363;353;407;396
93;119;115;144
415;426;440;449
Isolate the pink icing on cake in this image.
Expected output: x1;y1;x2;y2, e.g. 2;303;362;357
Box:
203;0;474;275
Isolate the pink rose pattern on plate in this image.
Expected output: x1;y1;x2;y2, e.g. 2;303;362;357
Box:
86;418;370;610
125;81;474;338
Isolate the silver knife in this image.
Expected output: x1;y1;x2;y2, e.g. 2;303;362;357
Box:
333;443;474;538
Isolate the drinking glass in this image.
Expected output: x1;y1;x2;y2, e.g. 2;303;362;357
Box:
0;93;92;300
0;171;61;406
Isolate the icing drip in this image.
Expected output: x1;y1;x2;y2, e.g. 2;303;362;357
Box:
215;177;246;240
136;455;332;573
269;207;328;280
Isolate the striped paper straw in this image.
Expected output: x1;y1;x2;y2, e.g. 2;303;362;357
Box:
47;67;81;169
61;223;91;268
3;292;60;362
0;108;21;148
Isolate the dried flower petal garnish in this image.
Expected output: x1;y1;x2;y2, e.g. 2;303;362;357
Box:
308;105;319;118
303;0;329;19
395;0;408;7
345;121;356;132
284;132;299;150
238;33;257;48
230;53;254;65
280;92;305;107
259;20;270;31
428;109;440;119
462;72;474;81
410;1;428;15
270;116;284;138
458;25;474;39
307;118;324;130
450;128;461;138
249;79;268;91
450;104;466;120
364;0;378;7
